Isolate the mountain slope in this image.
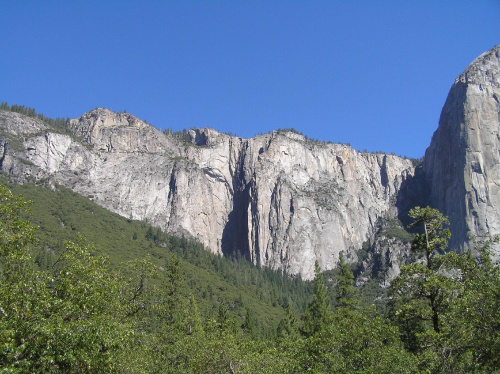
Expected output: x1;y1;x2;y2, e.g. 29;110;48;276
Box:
1;45;500;278
0;108;413;280
1;178;315;335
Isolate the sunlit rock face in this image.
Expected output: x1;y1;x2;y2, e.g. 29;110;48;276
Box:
0;108;413;279
186;129;413;278
2;45;499;278
423;45;500;255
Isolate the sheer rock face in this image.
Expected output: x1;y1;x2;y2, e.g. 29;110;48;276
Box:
189;129;413;277
423;46;500;253
0;109;413;279
3;46;499;278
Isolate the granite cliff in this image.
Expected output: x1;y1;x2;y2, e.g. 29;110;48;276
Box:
1;45;499;278
423;45;500;254
0;109;413;279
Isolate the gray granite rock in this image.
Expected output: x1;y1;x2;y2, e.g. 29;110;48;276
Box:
0;109;413;279
423;45;500;256
2;45;498;278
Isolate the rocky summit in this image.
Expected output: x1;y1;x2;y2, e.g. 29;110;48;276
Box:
1;45;499;279
424;45;500;255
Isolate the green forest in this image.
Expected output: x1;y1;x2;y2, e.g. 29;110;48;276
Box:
0;180;499;373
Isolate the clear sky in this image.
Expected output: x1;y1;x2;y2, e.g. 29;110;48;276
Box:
1;1;499;158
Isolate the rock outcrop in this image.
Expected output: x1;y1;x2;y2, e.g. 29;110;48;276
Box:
423;45;500;253
2;45;499;278
0;109;413;279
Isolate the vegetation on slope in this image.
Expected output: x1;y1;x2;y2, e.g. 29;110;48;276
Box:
0;102;71;135
1;181;499;373
1;178;313;335
0;103;498;371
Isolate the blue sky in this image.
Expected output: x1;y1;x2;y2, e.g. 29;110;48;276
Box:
1;1;499;158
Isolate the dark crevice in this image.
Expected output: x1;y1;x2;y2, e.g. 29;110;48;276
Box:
221;142;253;261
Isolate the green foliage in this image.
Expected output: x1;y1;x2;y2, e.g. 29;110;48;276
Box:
390;242;500;373
381;226;414;243
0;186;133;372
378;217;415;243
155;254;191;336
0;101;71;135
408;206;451;266
1;179;499;373
409;157;423;167
297;307;417;373
353;218;415;311
0;186;36;280
276;304;300;341
390;207;500;373
335;253;358;309
301;261;333;337
390;207;454;352
431;240;500;373
276;127;302;135
164;128;193;144
241;307;256;337
0;178;311;336
390;260;458;342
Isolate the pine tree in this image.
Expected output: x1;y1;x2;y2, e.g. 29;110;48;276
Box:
301;261;332;337
241;307;256;337
335;253;358;309
277;304;300;340
390;207;456;354
408;206;451;333
408;206;450;268
185;293;202;336
155;254;192;341
217;300;231;332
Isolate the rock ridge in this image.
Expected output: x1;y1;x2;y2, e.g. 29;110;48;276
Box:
0;108;414;279
2;45;500;277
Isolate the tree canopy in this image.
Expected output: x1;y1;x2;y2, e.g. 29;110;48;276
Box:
1;185;499;373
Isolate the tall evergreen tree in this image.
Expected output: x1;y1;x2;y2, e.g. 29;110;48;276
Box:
408;206;450;269
408;206;451;333
277;304;300;341
301;261;332;337
335;253;358;309
390;206;466;372
242;307;256;337
390;207;454;344
185;293;202;336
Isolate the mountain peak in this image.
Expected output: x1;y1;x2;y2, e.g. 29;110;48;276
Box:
79;108;149;129
424;44;500;254
69;108;170;153
456;45;500;87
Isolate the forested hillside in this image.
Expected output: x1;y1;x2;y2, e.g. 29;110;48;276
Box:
1;178;314;335
1;180;499;373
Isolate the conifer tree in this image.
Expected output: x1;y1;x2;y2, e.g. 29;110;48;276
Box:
335;253;358;309
277;304;300;340
301;261;332;337
156;254;193;338
408;206;450;268
242;307;256;337
185;293;202;336
390;207;455;354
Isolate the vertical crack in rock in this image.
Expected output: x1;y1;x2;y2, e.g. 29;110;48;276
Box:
0;141;8;170
2;46;499;277
221;141;251;259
